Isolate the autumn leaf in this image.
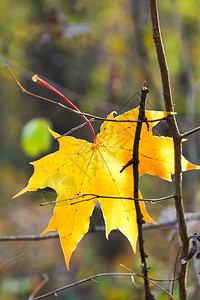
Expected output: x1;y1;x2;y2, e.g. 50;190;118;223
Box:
14;107;198;269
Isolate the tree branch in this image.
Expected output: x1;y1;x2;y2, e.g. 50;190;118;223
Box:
132;82;155;299
181;126;200;139
0;253;24;268
120;264;177;299
149;1;189;299
39;193;175;206
56;118;95;139
7;65;168;125
31;271;177;300
0;213;199;242
28;273;49;300
31;273;142;299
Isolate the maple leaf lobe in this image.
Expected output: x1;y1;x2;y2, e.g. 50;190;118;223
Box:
14;107;199;269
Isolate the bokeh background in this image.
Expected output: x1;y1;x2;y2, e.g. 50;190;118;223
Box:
0;0;200;299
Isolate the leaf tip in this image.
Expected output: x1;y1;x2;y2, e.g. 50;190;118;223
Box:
12;186;29;199
48;128;61;139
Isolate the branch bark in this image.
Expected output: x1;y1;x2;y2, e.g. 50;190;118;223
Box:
149;1;189;299
133;82;155;299
0;212;199;242
32;271;176;300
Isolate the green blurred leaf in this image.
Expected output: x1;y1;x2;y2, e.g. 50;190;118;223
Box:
21;118;52;157
0;277;32;296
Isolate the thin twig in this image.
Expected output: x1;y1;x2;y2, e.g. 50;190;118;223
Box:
171;0;198;212
170;245;182;299
6;65;168;125
143;213;200;231
132;82;155;299
71;194;174;205
56;118;95;139
120;264;177;298
168;230;177;295
149;1;189;299
39;193;175;206
28;273;49;300
181;126;200;139
32;269;177;300
32;270;177;300
120;264;178;282
0;213;199;242
0;253;24;268
31;273;141;299
41;194;175;206
0;232;59;241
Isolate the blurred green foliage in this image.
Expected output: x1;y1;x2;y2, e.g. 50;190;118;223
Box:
0;0;200;299
21;118;52;157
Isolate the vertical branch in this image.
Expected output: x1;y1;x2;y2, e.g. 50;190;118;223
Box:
149;1;189;299
172;0;197;212
133;83;155;300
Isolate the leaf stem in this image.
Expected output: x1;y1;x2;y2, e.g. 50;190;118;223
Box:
32;75;97;144
6;65;169;125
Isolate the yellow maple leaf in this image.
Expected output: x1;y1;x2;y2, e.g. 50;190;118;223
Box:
14;107;198;269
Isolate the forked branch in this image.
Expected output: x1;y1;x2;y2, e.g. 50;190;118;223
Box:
6;65;169;125
31;271;176;300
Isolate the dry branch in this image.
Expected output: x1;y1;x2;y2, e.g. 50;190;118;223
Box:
0;213;199;242
39;193;175;206
28;273;49;300
181;126;200;139
0;253;24;268
7;65;168;125
149;1;189;299
31;270;177;300
132;82;155;299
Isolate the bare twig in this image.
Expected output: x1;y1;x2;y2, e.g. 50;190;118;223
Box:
149;1;189;299
171;0;198;212
0;232;59;241
31;269;177;300
132;82;155;299
181;126;200;139
143;213;200;231
6;65;168;125
0;253;24;268
120;264;177;298
71;194;174;205
56;118;95;139
28;273;49;300
31;273;142;299
39;193;175;206
170;245;182;299
168;230;177;296
0;213;199;242
120;264;178;283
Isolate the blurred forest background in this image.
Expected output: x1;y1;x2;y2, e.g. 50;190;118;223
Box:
0;0;200;299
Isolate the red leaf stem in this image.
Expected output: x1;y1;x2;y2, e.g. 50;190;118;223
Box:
32;75;96;144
